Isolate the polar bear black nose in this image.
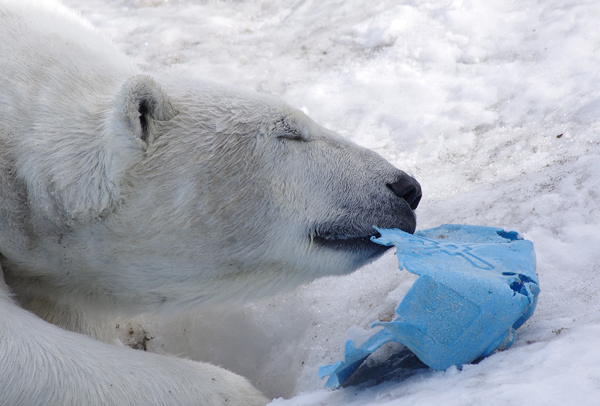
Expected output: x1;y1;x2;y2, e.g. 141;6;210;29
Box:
387;174;422;210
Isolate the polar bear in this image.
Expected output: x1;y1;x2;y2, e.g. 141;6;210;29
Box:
0;0;422;405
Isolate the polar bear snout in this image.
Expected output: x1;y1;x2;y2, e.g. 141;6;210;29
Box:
386;173;422;211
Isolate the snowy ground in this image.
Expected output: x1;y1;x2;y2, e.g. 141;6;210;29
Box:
65;0;600;404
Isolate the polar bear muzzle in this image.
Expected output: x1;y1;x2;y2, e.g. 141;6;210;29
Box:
312;171;421;258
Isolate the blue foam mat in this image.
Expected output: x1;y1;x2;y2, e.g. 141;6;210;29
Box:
319;224;538;389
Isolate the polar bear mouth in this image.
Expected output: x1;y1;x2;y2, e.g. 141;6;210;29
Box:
312;230;390;258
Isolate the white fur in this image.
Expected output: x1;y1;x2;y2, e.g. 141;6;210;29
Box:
0;0;418;404
0;276;268;406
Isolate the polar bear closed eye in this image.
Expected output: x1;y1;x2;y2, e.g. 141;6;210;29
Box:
0;0;421;405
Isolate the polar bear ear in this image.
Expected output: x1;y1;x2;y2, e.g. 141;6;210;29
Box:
118;75;176;146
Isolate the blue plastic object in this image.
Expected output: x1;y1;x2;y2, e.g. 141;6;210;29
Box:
319;224;538;389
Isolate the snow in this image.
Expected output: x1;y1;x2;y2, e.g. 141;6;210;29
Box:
64;0;600;404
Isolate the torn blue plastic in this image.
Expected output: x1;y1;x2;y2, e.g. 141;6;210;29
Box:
319;224;538;389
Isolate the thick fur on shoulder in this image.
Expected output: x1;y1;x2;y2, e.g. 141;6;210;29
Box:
0;276;268;406
0;0;421;405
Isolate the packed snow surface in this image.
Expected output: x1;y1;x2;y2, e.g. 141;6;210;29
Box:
65;0;600;404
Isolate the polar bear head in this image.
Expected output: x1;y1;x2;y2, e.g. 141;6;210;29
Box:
2;75;421;311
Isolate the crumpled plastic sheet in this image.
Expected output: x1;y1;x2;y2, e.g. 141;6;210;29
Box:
319;224;539;389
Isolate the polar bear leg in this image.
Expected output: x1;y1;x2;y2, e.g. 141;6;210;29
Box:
0;277;268;406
